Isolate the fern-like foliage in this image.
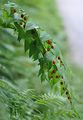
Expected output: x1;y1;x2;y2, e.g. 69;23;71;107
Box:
0;79;78;120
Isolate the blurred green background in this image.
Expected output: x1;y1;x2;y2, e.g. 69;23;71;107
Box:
0;0;83;119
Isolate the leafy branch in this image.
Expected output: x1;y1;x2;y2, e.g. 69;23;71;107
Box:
0;2;72;103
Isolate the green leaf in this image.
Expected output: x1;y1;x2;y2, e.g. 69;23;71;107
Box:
50;79;58;88
26;21;39;30
17;33;21;41
24;39;30;52
24;30;35;52
29;41;36;57
30;29;39;40
40;30;52;42
14;22;25;39
45;51;55;62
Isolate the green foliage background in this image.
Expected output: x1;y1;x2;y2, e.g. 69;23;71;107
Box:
0;0;83;120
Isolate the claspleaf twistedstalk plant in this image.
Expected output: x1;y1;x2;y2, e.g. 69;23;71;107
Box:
0;2;80;119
